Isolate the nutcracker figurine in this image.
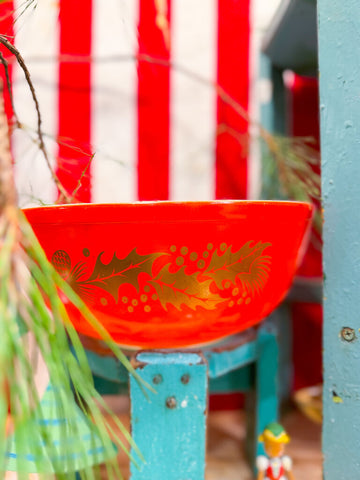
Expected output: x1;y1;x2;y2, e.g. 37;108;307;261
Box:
256;422;295;480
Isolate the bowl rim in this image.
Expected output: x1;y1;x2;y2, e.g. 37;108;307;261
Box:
22;200;314;225
23;199;313;209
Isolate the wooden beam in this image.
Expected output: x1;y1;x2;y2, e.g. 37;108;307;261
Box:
318;1;360;477
262;0;317;76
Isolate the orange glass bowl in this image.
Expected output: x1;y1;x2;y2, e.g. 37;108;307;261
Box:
24;201;313;349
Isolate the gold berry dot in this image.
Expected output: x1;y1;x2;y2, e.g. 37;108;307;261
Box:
144;285;151;293
176;256;184;266
197;259;205;269
190;252;198;261
100;297;108;306
228;300;235;308
207;243;213;250
141;294;148;302
203;251;209;258
232;288;239;296
122;296;128;304
152;294;158;301
220;242;227;251
181;246;188;255
242;291;247;298
224;281;231;289
237;298;243;305
170;245;177;252
132;299;138;306
245;298;251;305
144;305;151;313
128;306;134;313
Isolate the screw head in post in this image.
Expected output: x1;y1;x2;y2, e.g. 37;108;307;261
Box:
181;374;190;384
165;396;177;409
153;374;163;384
341;327;356;342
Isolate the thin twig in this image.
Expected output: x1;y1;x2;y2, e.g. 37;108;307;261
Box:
0;34;71;202
0;47;320;207
0;79;16;211
0;50;21;129
68;153;95;203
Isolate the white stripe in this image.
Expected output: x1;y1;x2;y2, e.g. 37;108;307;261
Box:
13;0;58;207
92;0;138;203
248;0;261;199
248;0;283;199
170;0;217;201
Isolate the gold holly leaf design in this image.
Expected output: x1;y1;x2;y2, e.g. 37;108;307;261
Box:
51;250;92;298
204;241;272;292
77;248;163;301
149;265;225;311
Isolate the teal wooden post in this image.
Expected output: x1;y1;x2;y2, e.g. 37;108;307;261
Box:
261;58;286;136
256;321;279;429
247;321;279;463
129;352;207;480
260;55;288;201
259;55;292;403
318;1;360;477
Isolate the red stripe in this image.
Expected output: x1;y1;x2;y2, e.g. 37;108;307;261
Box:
57;0;92;203
215;0;250;199
137;0;171;201
0;2;15;125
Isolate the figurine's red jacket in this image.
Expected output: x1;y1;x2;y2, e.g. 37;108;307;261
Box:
256;455;292;480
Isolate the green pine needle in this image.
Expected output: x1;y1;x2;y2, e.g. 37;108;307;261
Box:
0;206;150;478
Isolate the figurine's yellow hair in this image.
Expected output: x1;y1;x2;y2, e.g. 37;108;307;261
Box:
258;422;290;444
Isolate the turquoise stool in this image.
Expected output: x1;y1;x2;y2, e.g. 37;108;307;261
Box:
86;316;280;479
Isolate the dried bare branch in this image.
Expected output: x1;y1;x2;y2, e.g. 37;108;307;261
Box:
0;34;71;202
0;80;16;211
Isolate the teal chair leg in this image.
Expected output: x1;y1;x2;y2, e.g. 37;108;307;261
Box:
246;321;279;464
85;317;280;476
129;351;208;480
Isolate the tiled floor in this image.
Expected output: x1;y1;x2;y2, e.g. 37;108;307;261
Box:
102;395;322;479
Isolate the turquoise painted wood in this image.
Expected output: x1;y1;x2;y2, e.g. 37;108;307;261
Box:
204;339;257;377
318;1;360;477
262;0;318;76
86;350;128;384
259;54;294;403
129;352;207;480
260;56;288;201
246;321;279;464
255;322;279;444
209;366;253;393
84;321;280;477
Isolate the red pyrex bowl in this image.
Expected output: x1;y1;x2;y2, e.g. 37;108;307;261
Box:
24;201;313;349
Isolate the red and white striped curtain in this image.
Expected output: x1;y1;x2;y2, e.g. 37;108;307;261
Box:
0;0;252;206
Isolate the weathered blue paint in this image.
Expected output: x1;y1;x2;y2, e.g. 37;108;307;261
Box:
137;351;203;366
259;54;286;136
259;56;288;201
272;306;293;402
255;322;279;436
249;322;279;463
87;323;279;477
262;0;318;76
130;352;207;480
259;54;293;403
93;375;127;395
259;55;276;134
209;366;253;393
318;1;360;477
204;340;257;378
85;349;128;383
